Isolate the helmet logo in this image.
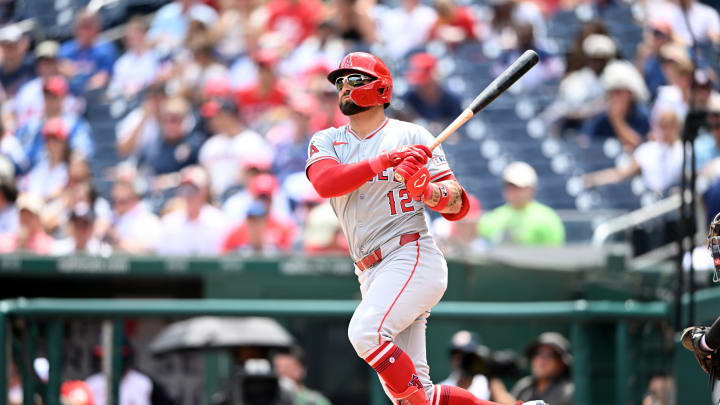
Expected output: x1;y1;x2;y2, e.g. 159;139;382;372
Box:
341;57;353;68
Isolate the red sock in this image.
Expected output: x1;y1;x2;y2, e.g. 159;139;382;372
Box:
364;342;424;394
432;385;505;405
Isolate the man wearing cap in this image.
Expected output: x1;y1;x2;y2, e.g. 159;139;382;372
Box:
477;162;565;246
635;19;674;99
19;117;71;199
0;192;54;254
510;332;573;405
235;51;288;123
58;10;117;94
155;165;229;255
106;178;161;254
221;197;298;254
198;98;271;198
12;40;79;130
581;60;650;150
0;24;34;96
222;171;292;223
403;53;462;127
53;202;109;255
16;75;94;172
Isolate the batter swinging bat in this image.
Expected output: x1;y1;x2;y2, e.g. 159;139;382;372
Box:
395;49;540;182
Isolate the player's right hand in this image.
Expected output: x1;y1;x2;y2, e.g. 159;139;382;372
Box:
381;145;432;168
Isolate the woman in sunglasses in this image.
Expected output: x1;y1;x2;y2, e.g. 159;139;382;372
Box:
305;52;545;405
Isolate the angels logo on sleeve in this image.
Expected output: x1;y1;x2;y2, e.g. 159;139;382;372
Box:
309;143;320;157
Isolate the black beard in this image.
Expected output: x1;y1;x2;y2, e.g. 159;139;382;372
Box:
339;98;370;115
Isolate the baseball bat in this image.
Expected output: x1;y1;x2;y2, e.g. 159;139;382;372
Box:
395;49;539;182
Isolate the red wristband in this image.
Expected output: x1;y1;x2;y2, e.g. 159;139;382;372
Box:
427;183;450;211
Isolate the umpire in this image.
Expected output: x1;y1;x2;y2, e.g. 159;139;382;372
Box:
511;332;574;405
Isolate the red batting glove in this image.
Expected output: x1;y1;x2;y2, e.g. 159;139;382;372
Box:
395;157;431;200
369;145;432;172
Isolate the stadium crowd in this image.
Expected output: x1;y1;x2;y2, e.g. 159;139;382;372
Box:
0;0;718;256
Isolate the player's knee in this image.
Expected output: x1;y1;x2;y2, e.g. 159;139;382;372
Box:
347;317;377;357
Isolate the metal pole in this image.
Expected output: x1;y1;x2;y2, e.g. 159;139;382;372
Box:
571;322;591;405
615;321;629;405
101;321;114;405
0;312;7;405
112;319;123;405
46;320;63;405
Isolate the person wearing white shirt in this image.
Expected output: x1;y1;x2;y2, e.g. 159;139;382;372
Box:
373;0;437;59
115;85;164;162
155;165;229;256
107;180;161;254
198;98;272;198
108;17;159;100
148;0;218;56
648;0;720;45
583;108;683;195
52;203;110;255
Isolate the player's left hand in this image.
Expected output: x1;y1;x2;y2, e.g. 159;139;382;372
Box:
395;157;431;200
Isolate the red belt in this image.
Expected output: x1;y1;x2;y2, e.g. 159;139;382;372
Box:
355;233;421;271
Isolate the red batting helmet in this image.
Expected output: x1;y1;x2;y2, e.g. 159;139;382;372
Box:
327;52;393;108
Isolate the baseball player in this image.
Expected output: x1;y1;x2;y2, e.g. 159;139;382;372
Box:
681;212;720;383
305;52;546;405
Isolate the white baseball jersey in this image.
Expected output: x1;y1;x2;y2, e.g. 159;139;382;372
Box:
304;117;454;262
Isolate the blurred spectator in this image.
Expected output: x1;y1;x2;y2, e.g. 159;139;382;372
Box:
58;10;118;94
199;98;271;198
0;193;54;254
494;22;562;91
581;60;650;150
16;75;95;170
18;118;69;199
564;20;610;76
0;128;24;184
429;0;477;45
8;363;21;405
116;84;165;161
270;96;316;182
86;338;174;405
642;373;674;405
695;97;720;172
281;21;345;78
0;167;17;234
222;198;298;254
484;0;547;50
325;0;376;46
106;179;161;254
402;53;463;126
138;96;204;179
262;0;326;47
273;348;332;405
155;166;229;255
0;24;33;97
634;19;673;99
583;108;683;195
431;194;484;256
12;40;78;132
53;202;109;255
149;0;218;55
510;332;573;405
236;52;288;123
302;200;348;254
373;0;437;59
168;33;229;103
108;16;159;100
61;380;95;405
478;162;565;246
282;172;323;225
652;42;694;119
648;0;720;45
223;172;292;223
210;0;262;62
544;34;616;135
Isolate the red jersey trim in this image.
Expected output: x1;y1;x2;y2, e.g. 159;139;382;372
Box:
306;155;340;168
347;118;389;141
430;170;453;181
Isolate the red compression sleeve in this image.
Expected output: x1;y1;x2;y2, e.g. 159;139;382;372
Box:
307;159;382;198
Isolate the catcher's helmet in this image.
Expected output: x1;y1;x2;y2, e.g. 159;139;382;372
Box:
327;52;392;108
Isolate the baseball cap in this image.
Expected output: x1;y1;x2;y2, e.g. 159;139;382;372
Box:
525;332;572;367
253;49;279;68
249;173;279;197
16;193;44;216
188;5;217;27
502;162;538;188
450;330;482;354
200;98;238;118
69;202;96;223
43;75;69;98
35;40;60;59
43;117;69;141
406;53;437;85
0;24;22;43
180;165;210;190
649;19;672;37
582;34;616;58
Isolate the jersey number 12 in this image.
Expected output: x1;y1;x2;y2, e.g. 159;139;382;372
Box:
387;189;415;215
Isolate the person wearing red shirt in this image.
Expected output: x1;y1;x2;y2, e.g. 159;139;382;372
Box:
430;0;478;44
221;199;298;254
264;0;325;45
235;51;287;123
